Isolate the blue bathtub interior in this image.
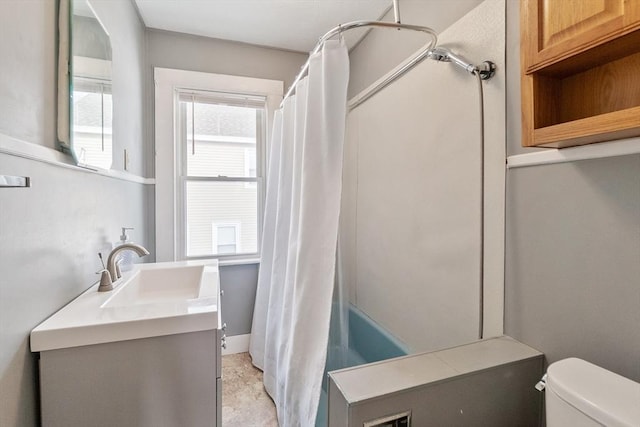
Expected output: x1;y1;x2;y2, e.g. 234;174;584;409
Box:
315;304;410;426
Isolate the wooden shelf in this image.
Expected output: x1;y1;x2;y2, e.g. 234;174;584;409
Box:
532;106;640;148
521;0;640;148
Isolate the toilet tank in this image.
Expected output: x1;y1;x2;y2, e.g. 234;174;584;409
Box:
545;358;640;427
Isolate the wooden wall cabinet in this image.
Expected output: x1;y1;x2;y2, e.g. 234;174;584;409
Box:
521;0;640;148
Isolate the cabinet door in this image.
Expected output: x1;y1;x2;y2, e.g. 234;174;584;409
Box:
522;0;640;71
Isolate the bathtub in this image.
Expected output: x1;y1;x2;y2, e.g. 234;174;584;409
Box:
317;304;409;426
348;304;410;363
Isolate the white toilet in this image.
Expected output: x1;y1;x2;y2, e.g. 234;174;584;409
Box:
542;358;640;427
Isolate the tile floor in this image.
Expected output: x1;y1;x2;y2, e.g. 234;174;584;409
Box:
222;352;278;426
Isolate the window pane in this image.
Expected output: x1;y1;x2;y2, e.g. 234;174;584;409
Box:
72;82;112;169
181;101;259;177
185;181;258;257
217;226;236;245
217;244;236;255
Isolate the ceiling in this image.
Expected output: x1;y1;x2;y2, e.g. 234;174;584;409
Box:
134;0;392;52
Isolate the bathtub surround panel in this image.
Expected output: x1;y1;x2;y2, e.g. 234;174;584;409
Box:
328;336;543;426
342;0;506;353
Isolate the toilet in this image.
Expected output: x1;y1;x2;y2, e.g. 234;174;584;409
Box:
542;358;640;427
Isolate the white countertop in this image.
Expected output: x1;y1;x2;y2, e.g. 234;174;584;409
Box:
30;260;220;352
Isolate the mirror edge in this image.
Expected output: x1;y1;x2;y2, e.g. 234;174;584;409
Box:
56;0;72;154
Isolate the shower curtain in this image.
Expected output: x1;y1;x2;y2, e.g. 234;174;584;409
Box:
249;39;350;426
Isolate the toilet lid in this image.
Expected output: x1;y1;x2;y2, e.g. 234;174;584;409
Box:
546;358;640;427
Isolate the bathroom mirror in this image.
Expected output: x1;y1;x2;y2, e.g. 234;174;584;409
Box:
68;0;113;169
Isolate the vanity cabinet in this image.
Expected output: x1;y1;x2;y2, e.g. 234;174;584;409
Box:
521;0;640;148
31;260;223;426
38;329;223;427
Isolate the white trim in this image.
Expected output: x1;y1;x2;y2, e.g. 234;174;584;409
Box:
0;132;154;185
154;67;283;262
218;258;260;267
507;137;640;169
190;134;255;144
221;333;251;355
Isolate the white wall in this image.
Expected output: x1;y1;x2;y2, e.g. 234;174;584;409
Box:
348;0;484;99
342;0;505;352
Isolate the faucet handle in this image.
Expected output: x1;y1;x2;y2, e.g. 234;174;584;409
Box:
115;258;123;279
97;269;114;292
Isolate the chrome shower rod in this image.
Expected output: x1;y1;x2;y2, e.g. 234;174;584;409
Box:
280;20;439;107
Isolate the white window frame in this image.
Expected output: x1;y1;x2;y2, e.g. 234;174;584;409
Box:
154;68;283;262
177;90;264;259
244;147;257;177
244;147;257;189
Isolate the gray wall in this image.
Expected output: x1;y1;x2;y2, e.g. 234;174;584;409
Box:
91;0;148;177
146;29;307;90
0;156;153;427
219;264;260;336
0;0;57;149
503;1;640;382
73;15;112;60
0;1;151;427
348;0;484;99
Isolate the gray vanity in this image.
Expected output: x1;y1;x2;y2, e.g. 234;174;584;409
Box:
31;260;223;427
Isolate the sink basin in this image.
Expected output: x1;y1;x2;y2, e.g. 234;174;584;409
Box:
30;260;220;352
102;264;215;308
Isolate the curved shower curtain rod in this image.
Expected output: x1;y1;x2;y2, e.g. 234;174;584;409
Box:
280;3;496;109
281;20;438;108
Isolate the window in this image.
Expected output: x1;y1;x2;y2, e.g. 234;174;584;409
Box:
154;68;282;262
178;91;265;258
213;223;241;254
72;77;112;169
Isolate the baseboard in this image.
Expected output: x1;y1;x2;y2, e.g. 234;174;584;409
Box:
222;333;250;356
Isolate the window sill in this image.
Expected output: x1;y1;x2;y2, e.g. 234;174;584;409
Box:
218;257;260;267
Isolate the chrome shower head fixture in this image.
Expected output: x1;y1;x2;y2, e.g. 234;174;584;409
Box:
426;47;496;80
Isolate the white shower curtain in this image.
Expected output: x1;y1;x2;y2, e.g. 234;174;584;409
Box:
249;39;350;426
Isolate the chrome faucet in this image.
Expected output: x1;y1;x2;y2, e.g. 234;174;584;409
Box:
105;243;150;285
